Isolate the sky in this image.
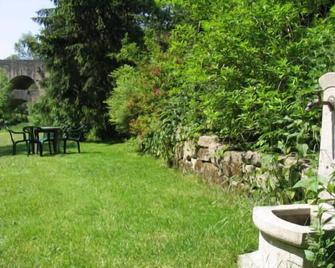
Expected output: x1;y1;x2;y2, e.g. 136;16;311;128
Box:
0;0;55;59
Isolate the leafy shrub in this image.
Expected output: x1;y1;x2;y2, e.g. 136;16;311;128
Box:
243;143;314;204
0;70;27;125
28;0;162;138
305;206;335;268
108;0;335;159
0;70;11;119
294;171;335;266
107;65;156;134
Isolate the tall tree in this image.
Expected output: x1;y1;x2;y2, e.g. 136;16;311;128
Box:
14;33;38;59
31;0;159;137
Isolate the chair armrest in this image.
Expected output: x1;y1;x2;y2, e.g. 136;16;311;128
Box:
9;130;26;135
6;127;27;141
63;125;87;141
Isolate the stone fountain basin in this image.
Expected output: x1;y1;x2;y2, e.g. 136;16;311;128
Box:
239;203;335;267
253;204;314;248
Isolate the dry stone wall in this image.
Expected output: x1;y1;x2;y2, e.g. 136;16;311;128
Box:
176;135;263;185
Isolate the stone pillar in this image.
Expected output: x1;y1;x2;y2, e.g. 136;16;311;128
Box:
318;73;335;180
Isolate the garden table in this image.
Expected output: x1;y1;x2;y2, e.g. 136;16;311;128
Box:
34;126;62;154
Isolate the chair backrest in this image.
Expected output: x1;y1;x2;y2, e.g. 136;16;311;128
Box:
33;127;45;140
64;125;86;141
5;125;26;143
5;126;15;143
23;126;36;140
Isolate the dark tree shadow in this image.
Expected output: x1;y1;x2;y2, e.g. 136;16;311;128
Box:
0;143;29;157
0;135;124;157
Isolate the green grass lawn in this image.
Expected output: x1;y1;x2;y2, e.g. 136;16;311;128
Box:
0;127;257;267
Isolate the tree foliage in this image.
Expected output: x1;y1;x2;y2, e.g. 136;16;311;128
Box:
14;33;38;59
30;0;160;137
108;0;335;159
0;70;29;124
0;70;10;119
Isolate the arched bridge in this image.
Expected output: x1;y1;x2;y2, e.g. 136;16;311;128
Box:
0;60;46;102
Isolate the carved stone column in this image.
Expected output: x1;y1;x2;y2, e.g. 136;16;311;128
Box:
318;72;335;180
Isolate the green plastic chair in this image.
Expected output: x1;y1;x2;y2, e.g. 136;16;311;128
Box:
23;126;38;155
33;127;55;156
5;126;29;155
63;126;86;153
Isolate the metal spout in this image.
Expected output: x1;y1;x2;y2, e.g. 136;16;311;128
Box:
306;91;335;112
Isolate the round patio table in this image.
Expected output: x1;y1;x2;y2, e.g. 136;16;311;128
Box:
35;126;62;154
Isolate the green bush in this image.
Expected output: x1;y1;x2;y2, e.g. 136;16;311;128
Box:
107;65;156;134
0;70;11;119
0;70;26;125
108;0;335;159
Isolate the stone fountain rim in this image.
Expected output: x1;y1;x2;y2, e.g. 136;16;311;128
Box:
253;204;315;248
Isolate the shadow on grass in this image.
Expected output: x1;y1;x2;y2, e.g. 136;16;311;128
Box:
0;144;28;157
0;142;104;157
84;139;124;146
0;129;124;157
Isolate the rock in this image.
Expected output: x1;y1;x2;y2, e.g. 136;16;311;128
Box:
198;135;220;148
227;151;243;176
183;141;197;161
244;165;256;174
194;160;222;183
203;163;222;183
243;151;262;167
178;159;193;173
175;143;184;160
197;148;211;162
218;151;243;177
219;157;232;177
194;159;204;173
191;158;197;169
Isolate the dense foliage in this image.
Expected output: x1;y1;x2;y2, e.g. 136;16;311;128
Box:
29;0;160;137
14;33;39;60
108;0;335;159
0;70;26;124
0;70;11;122
25;0;335;151
294;173;335;266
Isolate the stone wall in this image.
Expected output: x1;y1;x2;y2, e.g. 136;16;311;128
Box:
175;135;312;188
176;135;263;186
0;60;45;82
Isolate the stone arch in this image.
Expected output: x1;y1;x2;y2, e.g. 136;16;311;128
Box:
10;75;35;89
0;60;45;102
9;75;37;103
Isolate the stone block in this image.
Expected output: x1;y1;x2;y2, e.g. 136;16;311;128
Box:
197;148;211;162
174;142;184;160
243;151;261;167
191;158;197;169
244;165;256;174
198;135;219;148
178;160;193;173
183;141;197;161
194;160;222;183
219;151;243;177
194;159;204;173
